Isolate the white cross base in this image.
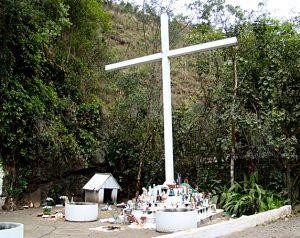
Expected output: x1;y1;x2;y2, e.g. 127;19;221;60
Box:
106;14;237;185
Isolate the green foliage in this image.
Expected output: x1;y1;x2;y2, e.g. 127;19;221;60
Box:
236;18;300;205
6;168;31;198
105;71;164;195
190;0;300;205
0;0;110;197
0;0;299;204
213;173;288;216
0;0;71;196
42;206;52;215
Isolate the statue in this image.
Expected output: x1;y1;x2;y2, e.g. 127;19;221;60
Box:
176;173;181;186
142;187;148;196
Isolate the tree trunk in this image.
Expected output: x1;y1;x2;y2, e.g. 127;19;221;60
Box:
286;163;292;205
196;156;201;188
230;53;238;186
135;152;145;200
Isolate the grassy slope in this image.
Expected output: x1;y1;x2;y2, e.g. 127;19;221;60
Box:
104;5;204;107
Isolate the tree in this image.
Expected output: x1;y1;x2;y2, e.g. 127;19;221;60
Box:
0;0;111;198
0;0;71;196
238;18;300;205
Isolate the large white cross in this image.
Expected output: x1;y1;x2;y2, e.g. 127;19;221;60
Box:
106;13;237;185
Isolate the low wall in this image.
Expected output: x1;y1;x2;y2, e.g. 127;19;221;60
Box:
155;205;292;238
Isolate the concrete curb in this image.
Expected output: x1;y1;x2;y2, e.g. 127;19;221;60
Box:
154;205;292;238
198;209;224;226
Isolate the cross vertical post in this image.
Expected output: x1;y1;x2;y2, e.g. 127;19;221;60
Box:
160;13;174;185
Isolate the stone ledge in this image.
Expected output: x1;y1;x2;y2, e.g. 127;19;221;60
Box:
197;209;224;227
155;205;292;238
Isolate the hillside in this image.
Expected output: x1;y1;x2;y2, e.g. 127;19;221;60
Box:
104;5;205;107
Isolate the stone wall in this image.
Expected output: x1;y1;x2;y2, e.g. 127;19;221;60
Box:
18;172;93;207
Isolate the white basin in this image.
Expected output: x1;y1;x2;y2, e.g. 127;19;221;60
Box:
0;222;24;238
65;202;98;222
156;208;197;232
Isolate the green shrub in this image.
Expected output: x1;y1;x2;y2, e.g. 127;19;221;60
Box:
42;206;52;215
212;172;288;217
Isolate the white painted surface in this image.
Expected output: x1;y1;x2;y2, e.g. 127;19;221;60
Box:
85;190;98;203
155;205;292;238
105;53;162;71
168;37;237;58
83;173;121;190
0;223;24;238
83;173;121;204
111;189;118;201
160;13;174;184
105;14;237;184
65;202;98;222
85;187;119;204
156;208;198;233
105;38;237;72
98;189;104;203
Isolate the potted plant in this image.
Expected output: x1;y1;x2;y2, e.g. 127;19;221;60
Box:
42;206;52;215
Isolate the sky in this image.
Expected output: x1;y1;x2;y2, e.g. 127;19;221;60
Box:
125;0;300;19
226;0;300;18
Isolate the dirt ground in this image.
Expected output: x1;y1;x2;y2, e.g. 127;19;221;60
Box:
0;206;299;238
0;206;163;238
220;214;300;238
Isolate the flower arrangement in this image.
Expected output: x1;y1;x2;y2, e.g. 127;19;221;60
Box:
46;197;55;206
59;196;69;205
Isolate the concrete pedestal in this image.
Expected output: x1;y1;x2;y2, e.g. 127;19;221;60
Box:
156;208;197;233
65;202;98;222
0;222;24;238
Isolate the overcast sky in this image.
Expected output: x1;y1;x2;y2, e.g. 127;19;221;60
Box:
226;0;300;18
126;0;300;19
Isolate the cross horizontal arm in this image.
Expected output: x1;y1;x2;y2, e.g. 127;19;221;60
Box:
105;53;162;71
105;37;237;72
168;37;237;58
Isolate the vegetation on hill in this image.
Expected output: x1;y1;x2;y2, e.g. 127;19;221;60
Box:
0;0;299;212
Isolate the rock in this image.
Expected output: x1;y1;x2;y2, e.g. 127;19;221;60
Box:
30;188;42;207
0;196;6;210
18;193;32;207
293;204;300;214
55;212;64;219
5;197;16;211
284;217;289;222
